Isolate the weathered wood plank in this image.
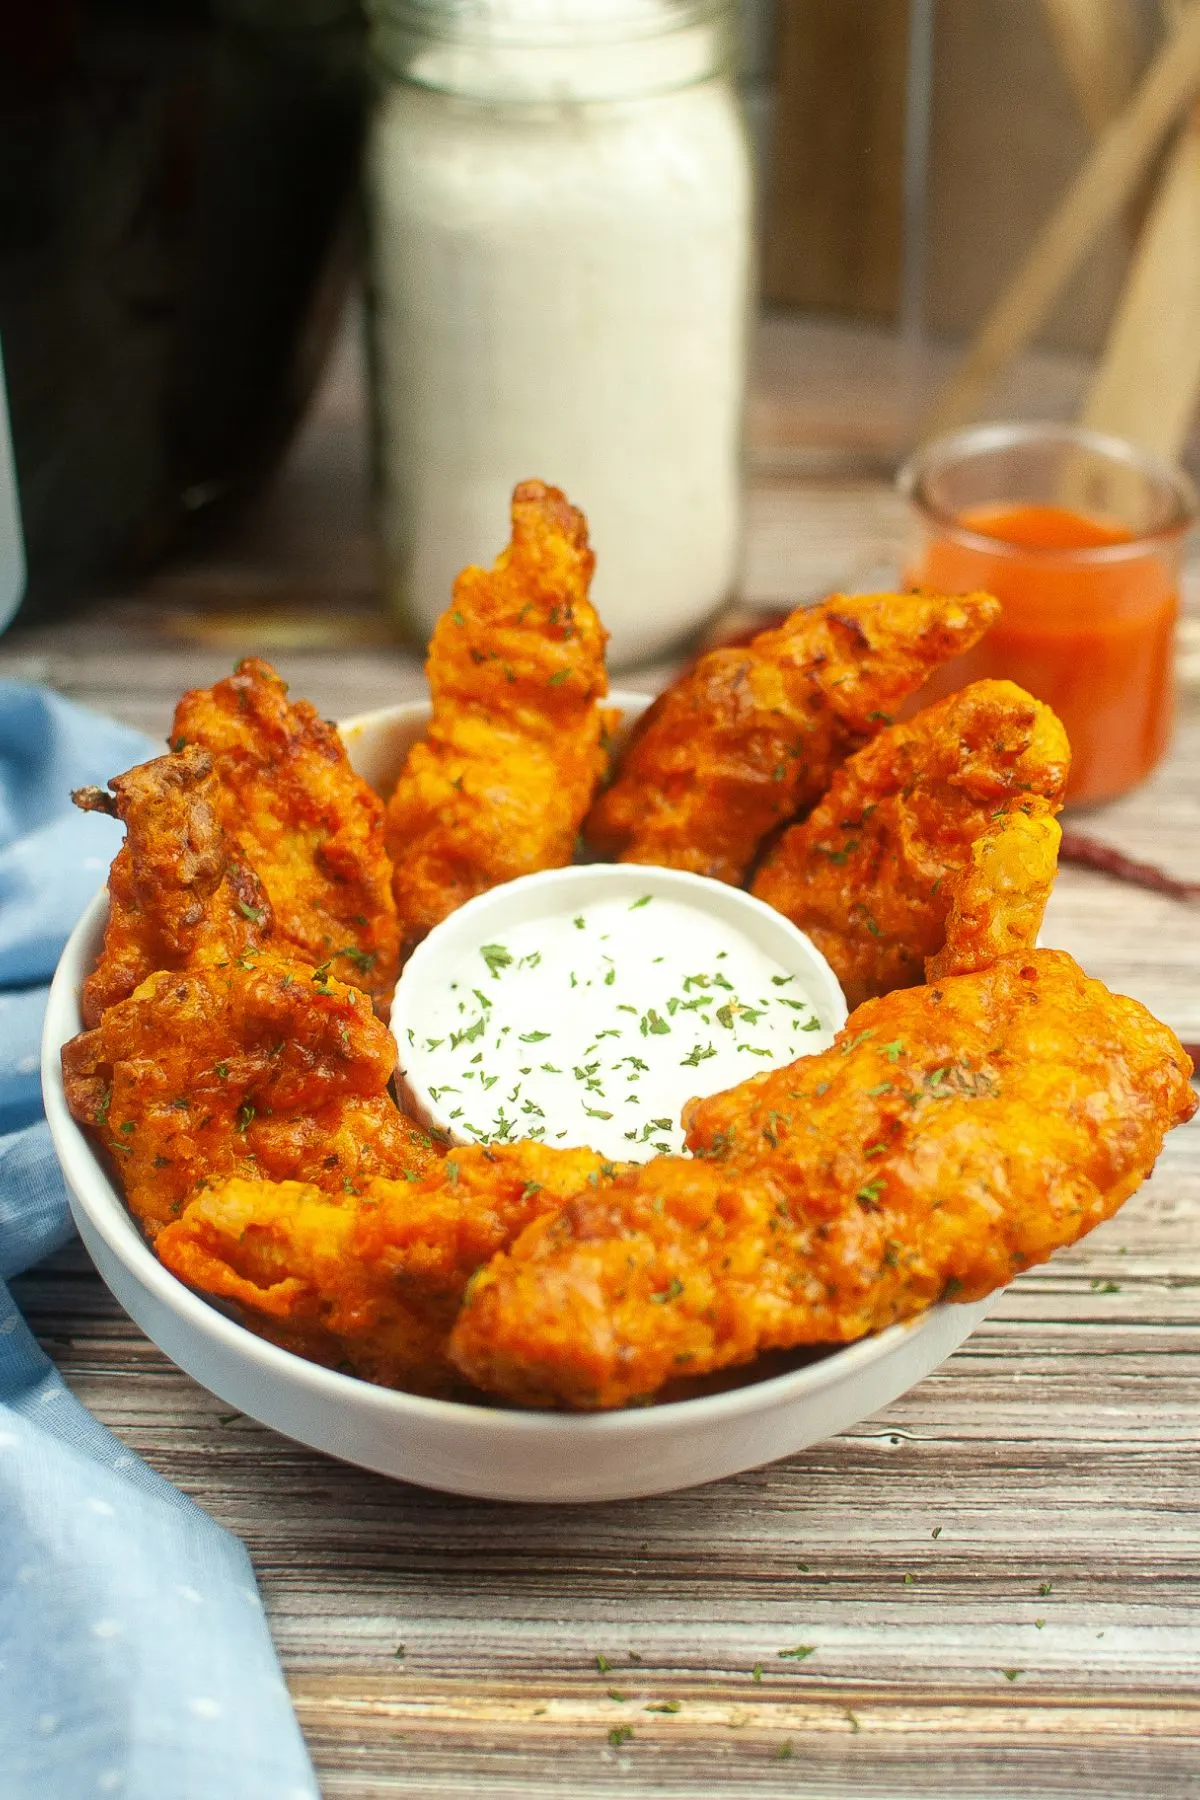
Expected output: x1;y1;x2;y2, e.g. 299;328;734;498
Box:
290;1688;1200;1800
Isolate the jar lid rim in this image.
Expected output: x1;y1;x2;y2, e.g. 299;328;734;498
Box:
366;0;733;47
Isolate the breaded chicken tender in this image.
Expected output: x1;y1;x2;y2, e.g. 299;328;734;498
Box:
751;681;1070;1007
927;805;1062;983
62;952;440;1239
385;480;611;958
448;953;1195;1408
155;1144;615;1394
172;658;398;1010
74;747;272;1028
585;589;1000;885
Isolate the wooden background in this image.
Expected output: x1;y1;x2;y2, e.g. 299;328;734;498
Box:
4;314;1199;1797
764;0;1151;349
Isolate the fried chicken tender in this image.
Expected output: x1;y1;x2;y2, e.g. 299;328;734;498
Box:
448;952;1195;1409
172;658;398;1010
155;1144;614;1394
585;589;1001;885
74;747;273;1028
751;681;1070;1007
62;952;440;1239
927;805;1062;983
385;480;610;957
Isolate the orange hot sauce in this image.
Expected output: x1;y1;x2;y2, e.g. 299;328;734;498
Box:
912;502;1177;805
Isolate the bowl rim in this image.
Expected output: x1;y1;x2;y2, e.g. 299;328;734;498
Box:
41;693;978;1439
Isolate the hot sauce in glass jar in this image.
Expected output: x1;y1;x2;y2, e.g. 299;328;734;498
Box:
899;425;1196;805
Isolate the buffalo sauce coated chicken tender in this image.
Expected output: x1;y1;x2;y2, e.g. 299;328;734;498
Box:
385;481;611;957
172;658;399;1011
928;806;1062;983
585;589;1000;885
62;951;441;1239
74;747;273;1028
448;952;1196;1409
751;680;1069;1007
155;1145;617;1395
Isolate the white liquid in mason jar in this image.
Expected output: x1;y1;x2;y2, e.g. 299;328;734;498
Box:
368;3;752;667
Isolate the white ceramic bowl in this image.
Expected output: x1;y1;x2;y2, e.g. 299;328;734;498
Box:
41;692;990;1503
393;860;849;1157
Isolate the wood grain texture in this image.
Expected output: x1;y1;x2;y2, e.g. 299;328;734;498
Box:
763;3;1141;356
762;0;910;317
5;316;1199;1798
1041;0;1143;138
924;0;1136;356
1084;97;1200;459
924;3;1200;437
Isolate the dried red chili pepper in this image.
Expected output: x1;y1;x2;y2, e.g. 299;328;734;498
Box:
1058;830;1200;904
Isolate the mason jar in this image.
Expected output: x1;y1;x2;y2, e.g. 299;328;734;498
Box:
365;0;752;667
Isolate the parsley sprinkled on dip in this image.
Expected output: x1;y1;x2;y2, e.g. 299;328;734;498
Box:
392;865;847;1164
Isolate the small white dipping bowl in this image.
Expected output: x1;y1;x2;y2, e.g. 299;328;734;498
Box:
41;691;990;1503
393;860;848;1156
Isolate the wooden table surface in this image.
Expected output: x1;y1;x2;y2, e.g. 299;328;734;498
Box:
4;318;1199;1798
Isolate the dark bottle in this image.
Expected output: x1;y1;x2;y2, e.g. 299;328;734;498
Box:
0;0;365;623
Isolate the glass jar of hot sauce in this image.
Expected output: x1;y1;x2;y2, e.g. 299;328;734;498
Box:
898;423;1196;805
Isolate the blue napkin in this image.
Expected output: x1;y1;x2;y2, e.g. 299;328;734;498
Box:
0;682;319;1800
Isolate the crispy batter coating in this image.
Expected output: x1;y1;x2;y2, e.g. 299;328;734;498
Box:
172;658;398;1009
927;806;1062;983
585;589;1001;884
75;748;272;1029
448;952;1196;1408
62;952;440;1239
385;480;610;957
751;681;1070;1007
155;1145;614;1394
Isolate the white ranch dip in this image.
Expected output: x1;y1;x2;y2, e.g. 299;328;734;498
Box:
394;869;845;1164
366;1;752;667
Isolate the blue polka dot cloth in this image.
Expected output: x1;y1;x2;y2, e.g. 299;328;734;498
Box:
0;683;319;1800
